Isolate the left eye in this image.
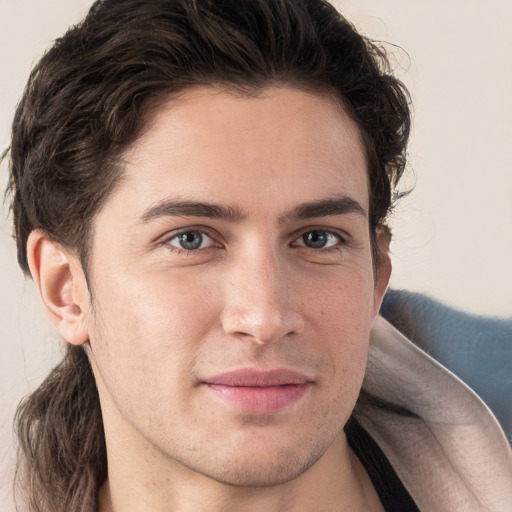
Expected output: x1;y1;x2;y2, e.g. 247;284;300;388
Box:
296;230;341;249
167;230;214;251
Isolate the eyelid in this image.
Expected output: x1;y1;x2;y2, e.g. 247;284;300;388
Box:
159;226;224;250
293;229;344;251
168;231;214;249
290;226;351;247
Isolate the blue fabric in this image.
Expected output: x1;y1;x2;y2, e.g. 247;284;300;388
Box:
381;289;512;443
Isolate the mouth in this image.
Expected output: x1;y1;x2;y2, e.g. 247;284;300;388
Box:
203;368;313;414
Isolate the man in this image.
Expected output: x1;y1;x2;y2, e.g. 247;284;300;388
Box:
6;1;512;511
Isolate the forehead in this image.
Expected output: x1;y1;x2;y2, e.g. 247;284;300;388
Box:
106;86;369;222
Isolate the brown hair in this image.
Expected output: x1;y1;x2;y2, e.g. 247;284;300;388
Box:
7;0;411;510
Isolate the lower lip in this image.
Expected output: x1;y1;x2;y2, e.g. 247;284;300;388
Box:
205;383;310;413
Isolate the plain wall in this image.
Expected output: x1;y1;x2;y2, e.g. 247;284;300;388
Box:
1;1;511;509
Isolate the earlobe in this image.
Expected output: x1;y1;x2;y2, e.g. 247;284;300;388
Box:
26;230;90;345
373;227;392;316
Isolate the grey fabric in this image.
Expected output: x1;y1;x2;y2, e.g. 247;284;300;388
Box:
381;289;512;442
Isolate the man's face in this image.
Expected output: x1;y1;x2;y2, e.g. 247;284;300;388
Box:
84;86;389;486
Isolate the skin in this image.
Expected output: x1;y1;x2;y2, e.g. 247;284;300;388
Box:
28;86;390;511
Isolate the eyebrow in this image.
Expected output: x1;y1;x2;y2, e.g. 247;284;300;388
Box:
282;195;367;221
139;199;246;223
139;194;366;224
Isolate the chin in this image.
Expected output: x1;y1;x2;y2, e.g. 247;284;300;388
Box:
200;456;315;488
177;433;329;489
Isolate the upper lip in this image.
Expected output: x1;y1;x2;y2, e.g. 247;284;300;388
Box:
204;368;312;387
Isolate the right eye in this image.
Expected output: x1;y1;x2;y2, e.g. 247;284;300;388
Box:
166;230;215;251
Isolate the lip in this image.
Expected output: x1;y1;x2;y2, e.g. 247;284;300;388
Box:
203;368;312;413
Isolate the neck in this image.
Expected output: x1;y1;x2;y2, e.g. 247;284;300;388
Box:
98;425;382;512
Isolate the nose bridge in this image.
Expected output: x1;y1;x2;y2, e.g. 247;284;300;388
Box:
221;242;304;344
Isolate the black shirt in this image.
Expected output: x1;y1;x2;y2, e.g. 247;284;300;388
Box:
345;417;420;512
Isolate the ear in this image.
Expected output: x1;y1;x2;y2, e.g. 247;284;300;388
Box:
372;227;392;317
26;230;90;345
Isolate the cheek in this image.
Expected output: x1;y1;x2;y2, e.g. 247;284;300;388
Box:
304;265;374;383
86;269;221;416
305;259;375;332
91;264;220;345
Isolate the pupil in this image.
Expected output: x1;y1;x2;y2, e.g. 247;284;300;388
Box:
304;231;327;248
179;231;202;250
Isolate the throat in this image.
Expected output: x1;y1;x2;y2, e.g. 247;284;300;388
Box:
98;432;384;512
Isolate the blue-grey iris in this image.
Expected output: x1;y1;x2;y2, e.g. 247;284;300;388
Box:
178;231;203;250
303;231;328;249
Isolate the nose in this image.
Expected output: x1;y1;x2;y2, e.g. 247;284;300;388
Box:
220;248;305;345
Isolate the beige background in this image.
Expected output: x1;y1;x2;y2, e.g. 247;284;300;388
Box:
1;1;511;509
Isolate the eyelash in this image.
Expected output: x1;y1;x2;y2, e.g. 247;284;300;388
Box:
161;227;348;254
162;228;220;254
291;230;346;252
